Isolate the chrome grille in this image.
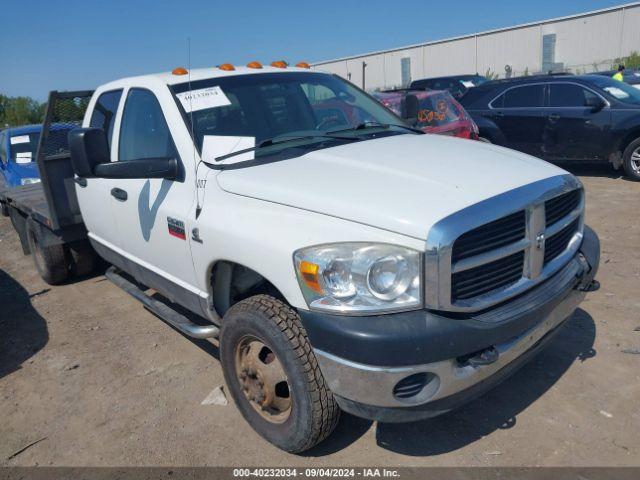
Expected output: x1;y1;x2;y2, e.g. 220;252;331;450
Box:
424;175;585;312
545;189;581;227
452;211;526;262
544;218;580;265
452;251;524;301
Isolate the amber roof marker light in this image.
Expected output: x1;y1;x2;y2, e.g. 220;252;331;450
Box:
271;60;288;68
295;62;310;69
172;67;188;75
247;61;263;69
218;63;235;71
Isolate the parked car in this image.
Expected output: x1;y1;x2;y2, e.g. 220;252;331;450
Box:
373;89;479;139
0;123;76;187
591;69;640;89
459;74;640;180
2;65;600;453
410;74;487;98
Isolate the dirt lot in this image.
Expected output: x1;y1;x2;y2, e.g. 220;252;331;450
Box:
1;164;639;467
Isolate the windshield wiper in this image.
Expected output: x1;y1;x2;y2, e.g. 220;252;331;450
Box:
329;121;424;135
213;133;359;162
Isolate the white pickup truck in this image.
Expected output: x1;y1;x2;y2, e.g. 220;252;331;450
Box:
2;64;600;453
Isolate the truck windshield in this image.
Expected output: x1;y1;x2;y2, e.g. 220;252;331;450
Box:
171;72;412;163
9;132;40;163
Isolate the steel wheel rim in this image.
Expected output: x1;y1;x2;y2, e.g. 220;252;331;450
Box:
631;147;640;174
234;335;292;423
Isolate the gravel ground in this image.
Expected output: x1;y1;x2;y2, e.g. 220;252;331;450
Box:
1;163;639;467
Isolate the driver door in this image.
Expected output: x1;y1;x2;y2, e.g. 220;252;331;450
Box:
108;87;199;293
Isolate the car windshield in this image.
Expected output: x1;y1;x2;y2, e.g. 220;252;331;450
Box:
590;76;640;105
9;131;40;163
171;71;411;164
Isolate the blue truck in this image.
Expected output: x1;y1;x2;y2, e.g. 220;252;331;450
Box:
0;123;76;187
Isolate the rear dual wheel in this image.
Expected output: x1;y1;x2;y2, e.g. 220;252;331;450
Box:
220;295;340;453
26;220;98;285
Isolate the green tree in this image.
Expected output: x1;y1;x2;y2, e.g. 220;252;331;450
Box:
0;94;44;128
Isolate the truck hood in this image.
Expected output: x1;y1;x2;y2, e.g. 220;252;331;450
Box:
216;134;568;240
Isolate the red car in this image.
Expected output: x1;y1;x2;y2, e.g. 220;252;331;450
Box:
373;89;479;140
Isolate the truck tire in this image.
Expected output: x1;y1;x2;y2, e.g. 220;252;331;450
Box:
27;222;69;285
220;295;340;453
622;137;640;181
68;241;98;277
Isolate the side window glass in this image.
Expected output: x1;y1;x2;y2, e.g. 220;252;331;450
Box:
549;84;594;107
90;90;122;149
502;85;545;108
118;89;178;162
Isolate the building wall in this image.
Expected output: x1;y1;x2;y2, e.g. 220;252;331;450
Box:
312;3;640;90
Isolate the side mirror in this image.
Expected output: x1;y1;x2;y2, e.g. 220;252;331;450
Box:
586;96;606;112
403;94;420;125
69;127;110;178
93;157;179;180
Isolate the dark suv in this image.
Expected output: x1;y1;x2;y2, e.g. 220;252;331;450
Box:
460;74;640;180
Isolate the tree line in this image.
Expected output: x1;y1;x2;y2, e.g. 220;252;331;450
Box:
1;94;92;129
0;94;45;128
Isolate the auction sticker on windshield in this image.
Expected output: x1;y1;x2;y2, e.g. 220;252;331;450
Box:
176;86;231;112
10;135;30;145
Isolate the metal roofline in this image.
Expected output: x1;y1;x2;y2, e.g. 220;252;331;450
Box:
311;2;640;66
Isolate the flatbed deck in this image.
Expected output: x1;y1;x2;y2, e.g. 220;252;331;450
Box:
0;179;52;227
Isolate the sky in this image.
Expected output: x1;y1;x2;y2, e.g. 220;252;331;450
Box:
0;0;632;100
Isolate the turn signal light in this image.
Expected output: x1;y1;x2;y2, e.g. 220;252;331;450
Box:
172;67;188;75
299;261;323;294
295;62;310;69
247;61;263;69
271;60;288;68
219;63;235;71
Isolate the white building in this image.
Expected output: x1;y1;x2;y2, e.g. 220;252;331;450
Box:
311;2;640;90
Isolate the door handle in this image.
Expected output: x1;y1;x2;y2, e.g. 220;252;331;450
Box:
549;114;561;122
110;187;128;201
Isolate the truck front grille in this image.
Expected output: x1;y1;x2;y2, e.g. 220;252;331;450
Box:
452;211;526;262
545;189;581;227
452;251;524;300
446;187;583;306
544;218;580;265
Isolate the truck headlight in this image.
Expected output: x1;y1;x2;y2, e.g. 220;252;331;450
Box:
294;243;422;315
20;178;41;185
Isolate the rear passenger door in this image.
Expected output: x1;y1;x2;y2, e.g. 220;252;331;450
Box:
489;84;546;157
76;89;123;248
541;83;611;160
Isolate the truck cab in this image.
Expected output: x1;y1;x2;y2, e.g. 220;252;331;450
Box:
63;64;600;453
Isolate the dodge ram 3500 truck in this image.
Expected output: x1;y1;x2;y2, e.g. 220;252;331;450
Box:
2;64;600;453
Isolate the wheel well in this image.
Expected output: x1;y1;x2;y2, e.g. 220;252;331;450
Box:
620;128;640;156
210;261;286;317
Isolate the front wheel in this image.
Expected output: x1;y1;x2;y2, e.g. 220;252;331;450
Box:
220;295;340;453
622;138;640;181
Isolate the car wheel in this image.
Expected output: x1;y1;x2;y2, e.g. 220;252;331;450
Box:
27;221;69;285
622;138;640;181
478;136;492;144
220;295;340;453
